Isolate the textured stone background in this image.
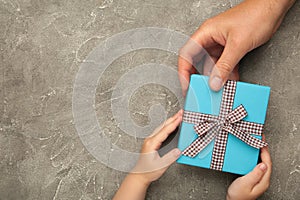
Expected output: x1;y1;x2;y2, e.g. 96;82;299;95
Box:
0;0;299;199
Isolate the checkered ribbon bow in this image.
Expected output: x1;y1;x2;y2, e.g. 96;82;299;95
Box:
182;80;268;171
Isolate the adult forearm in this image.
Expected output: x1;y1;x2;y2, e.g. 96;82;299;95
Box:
249;0;296;19
280;0;296;11
268;0;296;17
237;0;296;41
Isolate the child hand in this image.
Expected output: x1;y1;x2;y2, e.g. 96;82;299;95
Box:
226;135;272;200
113;110;183;200
131;109;183;186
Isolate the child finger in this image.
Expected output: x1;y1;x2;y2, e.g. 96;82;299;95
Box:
152;115;182;146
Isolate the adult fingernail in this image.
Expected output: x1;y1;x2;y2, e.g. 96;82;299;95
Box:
210;76;223;91
173;148;181;157
259;163;267;171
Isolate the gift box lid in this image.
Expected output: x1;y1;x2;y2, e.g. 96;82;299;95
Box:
177;75;270;175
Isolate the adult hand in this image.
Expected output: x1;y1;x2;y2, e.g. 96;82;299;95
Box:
178;0;295;94
226;135;272;200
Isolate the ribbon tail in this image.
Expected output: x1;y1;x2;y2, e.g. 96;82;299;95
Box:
183;110;218;125
224;126;268;149
182;130;215;158
234;120;264;136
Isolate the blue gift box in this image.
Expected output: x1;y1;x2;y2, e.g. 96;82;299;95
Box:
177;75;270;175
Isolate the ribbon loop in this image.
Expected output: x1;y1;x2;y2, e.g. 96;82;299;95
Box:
193;121;215;136
223;126;267;149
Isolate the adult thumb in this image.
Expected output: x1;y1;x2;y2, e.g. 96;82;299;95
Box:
209;38;246;91
242;163;268;187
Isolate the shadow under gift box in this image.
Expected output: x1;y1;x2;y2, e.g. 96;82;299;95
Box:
177;75;270;175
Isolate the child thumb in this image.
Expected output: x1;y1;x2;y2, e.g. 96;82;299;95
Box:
161;148;181;168
242;163;268;187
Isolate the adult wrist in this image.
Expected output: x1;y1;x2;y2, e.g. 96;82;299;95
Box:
245;0;296;34
265;0;295;15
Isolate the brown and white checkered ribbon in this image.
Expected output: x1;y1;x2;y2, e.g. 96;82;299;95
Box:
182;80;268;171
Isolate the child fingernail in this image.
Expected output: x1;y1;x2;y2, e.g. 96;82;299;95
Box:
173;148;181;157
259;163;267;171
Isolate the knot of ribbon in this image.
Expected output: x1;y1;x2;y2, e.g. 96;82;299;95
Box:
192;104;267;148
182;80;268;171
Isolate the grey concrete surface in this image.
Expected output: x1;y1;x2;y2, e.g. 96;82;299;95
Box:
1;0;299;199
